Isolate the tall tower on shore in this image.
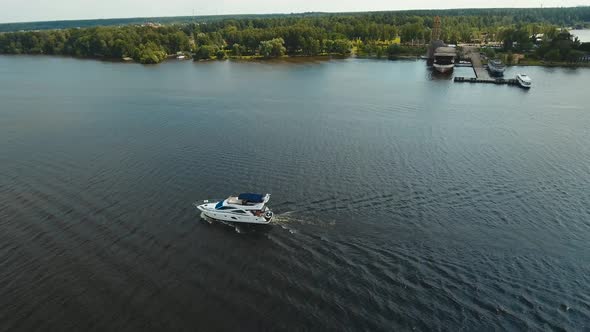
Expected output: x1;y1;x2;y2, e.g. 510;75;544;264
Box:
427;16;444;66
432;16;442;41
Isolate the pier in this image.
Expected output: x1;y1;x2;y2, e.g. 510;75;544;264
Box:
464;46;490;80
454;46;520;86
453;77;519;85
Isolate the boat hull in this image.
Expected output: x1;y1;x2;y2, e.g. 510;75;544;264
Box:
516;75;532;89
433;64;454;73
489;68;505;76
488;66;506;76
196;204;273;224
488;61;506;77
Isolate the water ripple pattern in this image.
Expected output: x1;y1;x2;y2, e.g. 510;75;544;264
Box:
1;56;589;331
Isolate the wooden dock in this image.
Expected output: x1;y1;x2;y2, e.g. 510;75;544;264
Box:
453;77;519;85
463;46;490;79
454;46;521;86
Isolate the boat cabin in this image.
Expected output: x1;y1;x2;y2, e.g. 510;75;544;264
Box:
216;193;270;210
434;47;456;65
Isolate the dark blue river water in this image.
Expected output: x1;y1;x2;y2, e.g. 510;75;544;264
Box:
1;56;589;331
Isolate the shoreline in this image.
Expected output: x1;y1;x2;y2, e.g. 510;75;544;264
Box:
513;60;590;68
2;53;589;68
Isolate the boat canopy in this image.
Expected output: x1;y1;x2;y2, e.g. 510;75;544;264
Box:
434;47;457;57
238;193;265;203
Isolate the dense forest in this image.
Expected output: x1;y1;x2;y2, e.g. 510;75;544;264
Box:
0;7;589;63
2;7;589;33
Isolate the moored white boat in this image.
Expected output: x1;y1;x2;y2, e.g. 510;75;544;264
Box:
433;46;456;74
487;59;506;76
433;63;454;73
516;74;532;88
195;193;274;224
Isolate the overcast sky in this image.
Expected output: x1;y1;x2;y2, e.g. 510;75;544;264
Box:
1;0;588;23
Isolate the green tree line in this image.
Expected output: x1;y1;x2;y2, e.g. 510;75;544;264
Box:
0;7;589;63
0;25;190;63
2;7;589;33
488;26;589;63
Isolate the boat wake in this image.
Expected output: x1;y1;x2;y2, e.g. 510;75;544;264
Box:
198;208;332;235
271;211;301;233
271;211;336;234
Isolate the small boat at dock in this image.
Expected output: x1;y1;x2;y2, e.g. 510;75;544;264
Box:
488;59;506;76
516;74;532;88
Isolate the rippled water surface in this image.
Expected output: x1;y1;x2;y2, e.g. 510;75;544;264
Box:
1;56;589;331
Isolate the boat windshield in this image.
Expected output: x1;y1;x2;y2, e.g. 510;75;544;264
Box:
215;201;224;209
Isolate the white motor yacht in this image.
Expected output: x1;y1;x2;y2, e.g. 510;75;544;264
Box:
487;59;506;76
516;74;532;88
195;193;273;224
